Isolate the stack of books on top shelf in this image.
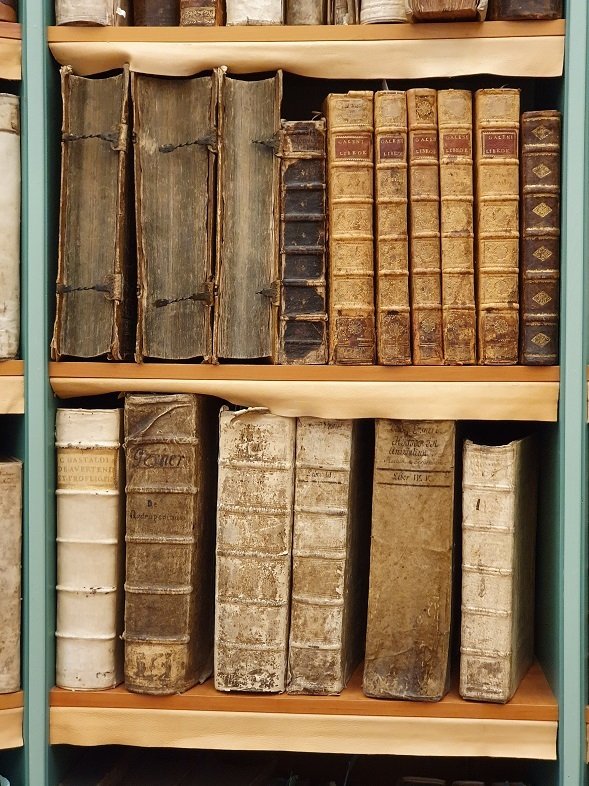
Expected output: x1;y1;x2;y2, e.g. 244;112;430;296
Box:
52;72;562;367
54;396;539;704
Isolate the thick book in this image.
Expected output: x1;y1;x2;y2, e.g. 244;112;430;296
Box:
52;66;134;361
520;110;561;366
133;72;217;362
214;72;282;361
286;0;326;23
55;0;130;25
460;436;538;703
364;420;456;701
474;88;520;365
360;0;407;22
488;0;561;19
332;0;359;23
374;91;411;365
124;393;219;695
0;459;21;694
287;418;371;695
0;94;20;360
279;119;328;365
407;88;444;365
438;89;476;365
55;409;124;690
215;408;296;693
0;1;16;22
226;0;284;23
406;0;487;20
324;91;375;365
133;0;179;25
180;0;222;24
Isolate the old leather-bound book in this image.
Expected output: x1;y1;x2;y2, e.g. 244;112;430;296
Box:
279;120;328;365
55;409;124;690
226;0;284;23
438;90;476;365
124;393;219;695
520;110;561;365
364;420;456;701
374;91;410;365
324;91;375;365
488;0;562;19
55;0;130;25
133;0;179;25
133;73;217;362
287;418;371;695
0;94;20;360
214;72;282;361
52;67;134;360
360;0;407;23
0;459;21;693
216;408;296;693
180;0;222;24
408;88;443;365
475;88;520;365
406;0;487;20
287;0;325;23
0;1;16;22
460;436;538;703
333;0;359;23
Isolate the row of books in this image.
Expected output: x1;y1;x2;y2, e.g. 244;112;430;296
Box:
0;93;20;362
55;398;538;703
0;458;22;695
54;0;563;27
52;72;561;366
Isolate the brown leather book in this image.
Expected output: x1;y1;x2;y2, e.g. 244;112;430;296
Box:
474;88;520;365
488;0;562;19
133;0;179;25
123;393;219;695
180;0;223;25
52;66;135;361
0;1;16;22
279;120;328;365
407;88;444;365
374;91;411;365
407;0;486;19
520;110;561;365
214;72;282;361
324;91;376;365
286;0;326;23
133;73;217;362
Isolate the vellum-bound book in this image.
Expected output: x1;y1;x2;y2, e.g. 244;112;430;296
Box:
460;436;538;703
215;408;296;693
55;0;130;25
0;459;22;693
287;0;326;23
226;0;284;23
0;94;20;360
55;410;124;690
406;0;487;21
361;0;407;23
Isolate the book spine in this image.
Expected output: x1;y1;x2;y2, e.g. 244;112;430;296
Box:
520;110;561;365
407;0;484;20
133;0;180;25
475;88;520;365
438;89;476;365
286;0;325;23
226;0;284;23
0;0;17;22
124;394;218;695
215;408;296;693
279;120;328;365
364;420;455;700
0;94;20;360
333;0;357;23
374;91;411;365
55;0;128;24
55;410;123;691
360;0;407;22
407;88;444;365
180;0;222;24
460;438;538;703
0;460;21;693
325;91;375;365
488;0;561;19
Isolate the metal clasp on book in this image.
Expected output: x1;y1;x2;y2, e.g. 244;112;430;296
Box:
158;129;218;154
155;283;214;309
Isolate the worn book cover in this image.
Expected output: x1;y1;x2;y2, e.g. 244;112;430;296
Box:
0;459;21;693
226;0;284;23
286;0;326;23
324;91;375;365
333;0;358;23
180;0;223;24
488;0;562;19
55;409;124;691
460;436;538;703
133;0;179;25
364;420;456;701
214;72;282;361
52;66;135;360
55;0;130;25
124;393;219;695
520;110;561;366
407;0;487;20
215;408;296;693
360;0;407;22
0;94;20;359
133;72;217;362
279;119;328;365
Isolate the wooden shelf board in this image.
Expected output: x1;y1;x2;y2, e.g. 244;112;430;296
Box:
0;691;23;712
0;692;23;751
0;31;21;80
0;360;23;377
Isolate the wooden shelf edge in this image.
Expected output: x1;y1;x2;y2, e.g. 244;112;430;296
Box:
0;703;23;751
0;22;21;41
0;691;23;711
0;360;23;377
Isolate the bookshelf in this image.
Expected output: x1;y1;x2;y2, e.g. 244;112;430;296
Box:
0;693;23;752
0;23;20;80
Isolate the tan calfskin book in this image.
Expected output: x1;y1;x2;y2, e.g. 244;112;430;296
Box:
460;436;538;703
364;420;456;701
324;91;375;365
215;408;296;693
55;0;130;25
124;394;219;695
286;0;326;23
374;91;410;365
287;418;371;695
438;90;476;365
133;72;217;362
0;459;21;693
214;72;282;361
406;0;487;20
475;88;520;365
407;88;443;365
360;0;407;22
52;66;135;360
226;0;284;23
180;0;223;24
0;94;20;360
55;409;124;691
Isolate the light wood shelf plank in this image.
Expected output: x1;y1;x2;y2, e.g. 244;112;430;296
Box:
0;692;24;750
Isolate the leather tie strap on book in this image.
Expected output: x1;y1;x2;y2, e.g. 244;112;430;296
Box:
159;129;217;154
256;280;280;306
62;123;128;153
57;274;123;303
252;133;281;154
155;282;214;309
